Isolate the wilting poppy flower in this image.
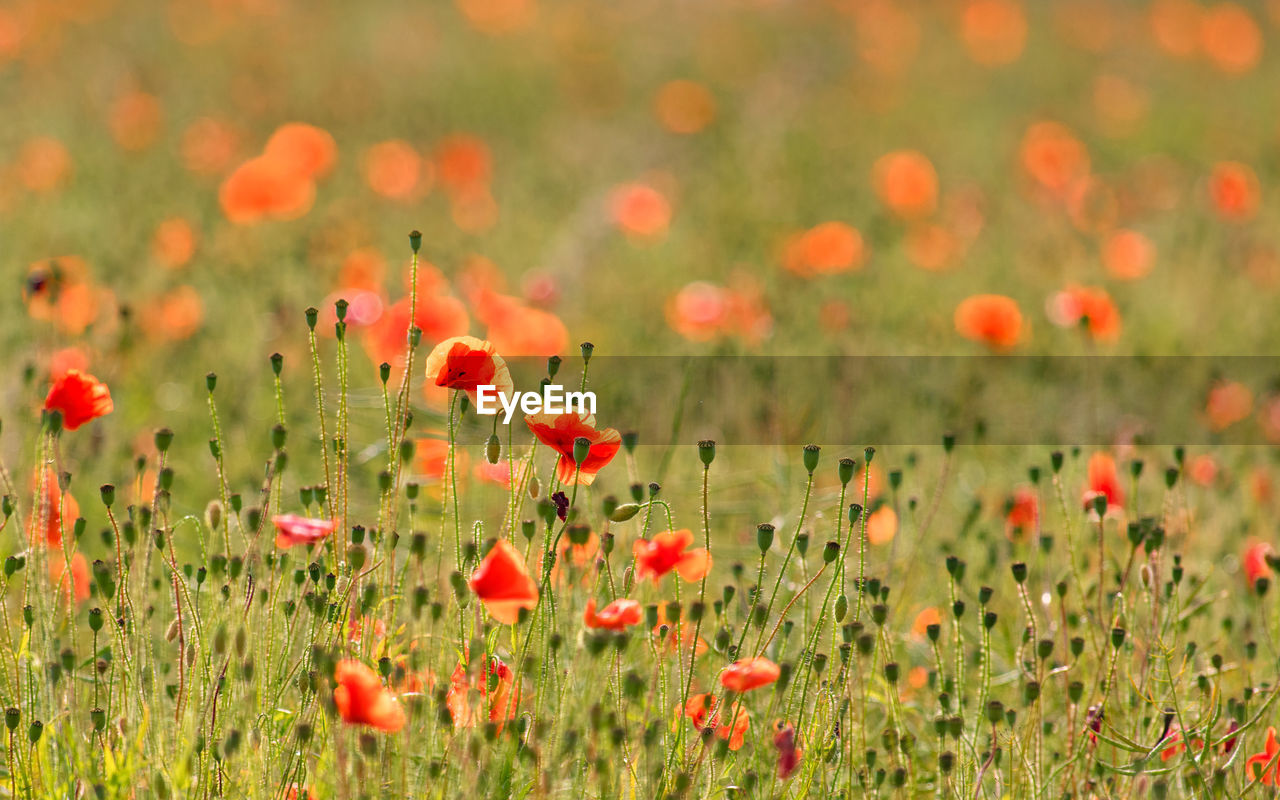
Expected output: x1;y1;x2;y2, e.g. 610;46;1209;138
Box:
45;370;113;431
955;294;1023;350
781;222;865;276
720;657;781;693
583;598;642;630
1248;727;1280;784
1209;162;1259;221
1083;452;1125;511
1243;541;1273;588
551;491;569;522
272;515;336;549
1204;380;1253;431
264;123;337;180
960;0;1027;66
524;412;621;486
468;540;539;624
333;660;406;732
49;551;90;606
1005;487;1038;541
1047;285;1121;341
611;183;671;239
865;506;898;546
633;529;711;583
1084;704;1104;745
873;150;938;219
1020;122;1090;195
1102;229;1155;280
678;693;749;750
654;622;710;657
773;720;803;779
654;80;716;134
423;336;513;407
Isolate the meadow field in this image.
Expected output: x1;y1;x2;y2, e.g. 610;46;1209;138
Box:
3;0;1280;797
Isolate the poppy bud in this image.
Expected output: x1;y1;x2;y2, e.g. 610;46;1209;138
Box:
835;594;848;621
823;541;839;563
3;556;19;577
648;482;661;499
567;524;591;546
485;434;500;465
90;707;105;731
520;519;536;541
1023;681;1040;704
751;522;776;553
609;503;641;522
22;605;33;627
665;601;681;623
802;444;820;473
1164;467;1178;489
952;600;965;619
698;440;716;468
688;601;705;622
1092;495;1107;517
796;533;810;557
26;721;40;744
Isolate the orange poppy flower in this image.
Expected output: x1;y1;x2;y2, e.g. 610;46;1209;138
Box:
49;551;90;606
455;0;536;36
954;294;1023;350
1102;230;1155;280
773;720;803;779
1082;452;1125;511
347;616;387;646
413;437;454;481
1248;727;1280;784
865;506;898;545
16;137;72;194
363;139;429;201
720;657;781;693
446;651;519;729
50;348;89;381
181;117;241;176
153;218;197;268
905;224;959;271
678;693;749;750
633;529;712;583
333;660;406;732
339;248;386;293
219;155;316;224
665;280;773;344
272;514;336;549
911;607;942;637
1200;3;1261;75
422;336;513;407
1209;161;1259;221
1020;122;1090;195
611;183;671;239
1205;380;1253;431
654;80;716;134
546;529;599;586
23;256;99;335
653;622;710;657
583;598;643;630
264;123;337;180
1047;285;1121;341
109;90;163;152
434;135;492;194
45;370;112;431
469;540;539;624
1188;454;1218;486
363;293;470;378
144;285;204;341
781;222;865;276
1149;0;1201;58
1243;541;1273;588
960;0;1027;66
872;150;938;219
1005;487;1038;541
29;469;77;548
475;459;514;488
524;412;621;486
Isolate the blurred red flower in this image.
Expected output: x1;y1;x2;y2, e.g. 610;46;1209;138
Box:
633;529;711;583
583;598;642;630
272;514;336;549
469;540;539;624
333;660;406;732
720;657;781;693
955;294;1023;349
45;370;113;431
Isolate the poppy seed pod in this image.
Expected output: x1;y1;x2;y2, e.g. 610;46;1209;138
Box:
1011;562;1027;584
802;444;820;473
848;504;862;525
408;230;422;253
756;523;775;553
823;541;839;563
580;342;594;363
838;457;855;486
698;440;716;467
155;427;174;453
572;437;592;469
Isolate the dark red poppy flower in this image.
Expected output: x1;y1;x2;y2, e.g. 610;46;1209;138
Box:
273;515;337;549
1243;542;1274;588
720;657;781;693
551;491;569;521
524;412;622;486
468;540;538;624
44;370;113;431
633;529;711;583
773;720;803;779
333;660;406;732
583;598;642;630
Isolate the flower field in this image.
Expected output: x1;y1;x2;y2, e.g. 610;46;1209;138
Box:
3;0;1280;798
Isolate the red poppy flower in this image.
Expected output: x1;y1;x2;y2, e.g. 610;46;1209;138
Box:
49;551;89;606
781;222;865;277
272;514;336;549
1243;541;1273;588
1159;724;1204;762
872;150;938;219
1204;381;1253;431
653;623;709;658
633;529;712;583
1082;452;1125;511
611;183;671;239
1209;161;1260;221
218;155;316;224
44;370;113;431
333;660;406;732
720;657;781;693
422;336;513;407
1248;727;1280;785
524;412;621;486
468;540;539;624
773;720;803;779
1005;487;1038;541
263;123;337;181
954;294;1023;350
677;693;749;750
446;651;519;730
1047;285;1122;341
583;598;642;630
29;469;77;547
